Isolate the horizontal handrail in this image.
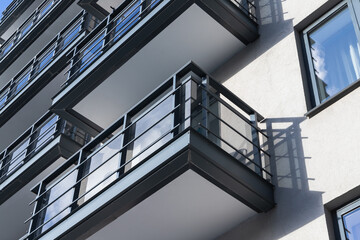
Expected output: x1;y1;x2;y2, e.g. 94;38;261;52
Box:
0;11;89;112
24;63;269;239
0;0;61;59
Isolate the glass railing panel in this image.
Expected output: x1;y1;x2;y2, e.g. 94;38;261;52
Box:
112;0;142;42
34;116;59;151
25;64;270;240
79;134;123;204
6;138;29;175
0;0;60;60
34;168;78;235
0;11;92;114
12;68;31;96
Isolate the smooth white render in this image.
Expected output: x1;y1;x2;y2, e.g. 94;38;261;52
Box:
73;4;245;129
87;170;256;240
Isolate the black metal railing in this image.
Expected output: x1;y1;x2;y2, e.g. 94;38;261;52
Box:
0;112;91;185
0;11;97;113
0;0;24;23
63;0;257;86
0;0;64;60
230;0;257;22
23;62;270;240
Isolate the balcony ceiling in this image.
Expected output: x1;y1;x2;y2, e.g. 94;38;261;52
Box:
73;4;245;129
87;170;256;240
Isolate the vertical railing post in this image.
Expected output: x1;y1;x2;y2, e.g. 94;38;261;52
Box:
250;112;262;176
201;76;210;138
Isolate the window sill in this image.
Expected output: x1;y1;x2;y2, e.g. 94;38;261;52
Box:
305;78;360;118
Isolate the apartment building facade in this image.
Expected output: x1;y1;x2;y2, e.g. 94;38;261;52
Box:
0;0;358;239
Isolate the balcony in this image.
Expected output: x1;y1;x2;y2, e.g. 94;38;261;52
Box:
0;11;99;128
23;62;274;240
0;0;76;74
51;0;259;130
0;0;36;35
0;112;91;240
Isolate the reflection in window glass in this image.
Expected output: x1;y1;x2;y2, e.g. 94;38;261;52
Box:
63;24;81;49
14;71;31;95
40;1;53;18
306;6;360;103
0;92;7;109
78;32;105;74
40;169;77;233
113;0;141;42
2;41;13;56
37;48;55;72
35;116;58;151
80;134;122;203
125;96;173;170
21;22;33;38
7;139;29;175
343;207;360;240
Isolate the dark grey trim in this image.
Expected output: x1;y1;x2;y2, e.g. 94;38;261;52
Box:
306;79;360;118
0;0;75;75
0;0;36;36
0;135;82;205
38;129;274;240
52;0;259;114
77;0;108;20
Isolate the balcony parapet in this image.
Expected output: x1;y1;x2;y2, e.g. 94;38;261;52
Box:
0;10;98;127
0;0;76;74
0;111;92;205
0;0;36;35
23;62;273;240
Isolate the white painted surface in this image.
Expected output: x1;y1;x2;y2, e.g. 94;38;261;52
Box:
87;170;256;240
73;4;245;129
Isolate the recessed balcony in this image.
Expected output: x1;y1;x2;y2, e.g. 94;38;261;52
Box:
0;11;99;128
0;0;36;36
0;0;76;74
51;0;259;129
23;62;274;240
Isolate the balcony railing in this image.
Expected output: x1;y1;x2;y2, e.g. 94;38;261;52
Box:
23;62;270;240
0;0;66;60
0;0;26;23
0;112;91;187
63;0;257;86
0;11;97;114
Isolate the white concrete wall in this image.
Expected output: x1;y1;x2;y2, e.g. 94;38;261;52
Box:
214;0;360;239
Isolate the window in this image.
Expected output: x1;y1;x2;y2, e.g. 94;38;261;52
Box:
303;1;360;106
336;198;360;240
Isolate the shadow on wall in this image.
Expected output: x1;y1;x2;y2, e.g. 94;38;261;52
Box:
213;0;294;82
218;117;324;240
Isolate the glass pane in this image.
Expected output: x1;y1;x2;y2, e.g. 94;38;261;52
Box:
37;48;55;72
0;91;7;109
40;1;53;18
7;139;29;175
20;21;33;38
2;41;13;56
41;169;77;233
63;24;81;49
78;32;105;73
308;6;360;103
113;0;141;42
80;134;122;203
13;71;31;95
125;96;173;170
35;116;58;151
343;207;360;240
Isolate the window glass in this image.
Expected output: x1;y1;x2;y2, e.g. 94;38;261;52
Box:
7;139;29;175
14;70;31;95
78;32;105;73
37;48;55;72
39;1;53;18
113;0;141;42
2;41;13;56
35;116;58;151
337;198;360;240
305;5;360;104
21;22;33;38
63;24;81;49
0;91;7;109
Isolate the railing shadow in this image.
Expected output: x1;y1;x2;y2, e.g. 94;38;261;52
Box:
218;117;324;240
